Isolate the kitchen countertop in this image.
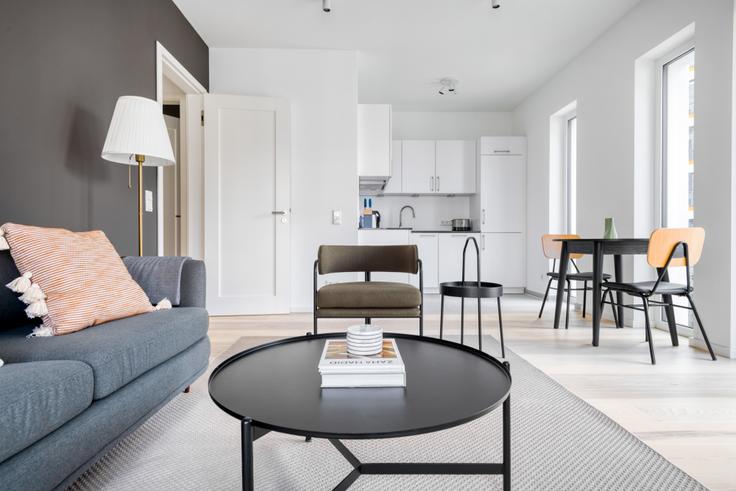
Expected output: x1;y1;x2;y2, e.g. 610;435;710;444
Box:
358;228;479;234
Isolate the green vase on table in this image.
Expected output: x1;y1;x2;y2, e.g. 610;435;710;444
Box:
604;217;618;239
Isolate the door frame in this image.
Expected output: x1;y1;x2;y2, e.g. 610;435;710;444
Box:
155;41;207;256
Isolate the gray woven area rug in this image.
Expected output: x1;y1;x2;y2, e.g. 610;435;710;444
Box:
69;336;706;490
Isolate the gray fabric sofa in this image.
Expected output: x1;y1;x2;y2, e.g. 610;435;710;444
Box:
0;251;210;491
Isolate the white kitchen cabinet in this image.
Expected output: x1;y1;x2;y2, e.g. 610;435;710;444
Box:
401;140;436;193
358;104;392;177
382;140;403;194
409;233;439;290
438;233;480;284
357;229;410;283
435;140;475;194
479;136;526;156
480;233;524;288
478;155;524;233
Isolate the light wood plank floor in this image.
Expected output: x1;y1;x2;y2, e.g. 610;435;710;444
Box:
208;294;736;490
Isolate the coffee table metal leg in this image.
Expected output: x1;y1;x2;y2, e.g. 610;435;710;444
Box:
497;297;505;359
503;395;511;491
439;295;445;340
502;360;511;491
477;298;482;352
460;297;465;345
242;418;254;491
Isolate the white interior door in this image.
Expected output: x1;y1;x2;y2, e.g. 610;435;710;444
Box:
163;114;180;256
204;95;291;315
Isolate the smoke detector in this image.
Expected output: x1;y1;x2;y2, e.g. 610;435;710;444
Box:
438;78;458;96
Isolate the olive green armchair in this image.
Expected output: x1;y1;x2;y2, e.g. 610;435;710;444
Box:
313;245;424;335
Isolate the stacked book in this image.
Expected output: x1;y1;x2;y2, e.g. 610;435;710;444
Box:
318;338;406;388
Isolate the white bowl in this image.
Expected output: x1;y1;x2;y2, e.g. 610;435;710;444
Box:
347;324;382;337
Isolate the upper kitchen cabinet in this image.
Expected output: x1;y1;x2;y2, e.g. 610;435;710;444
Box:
358;104;392;177
393;139;476;195
401;140;436;193
435;140;476;194
382;140;403;194
479;136;526;156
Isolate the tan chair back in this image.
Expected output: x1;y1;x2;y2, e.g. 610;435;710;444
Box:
647;228;705;268
541;234;584;260
318;245;419;274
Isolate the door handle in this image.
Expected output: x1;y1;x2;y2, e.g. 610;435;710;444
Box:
271;210;288;215
482;209;486;225
494;150;511;153
481;235;485;250
430;176;434;192
436;176;440;192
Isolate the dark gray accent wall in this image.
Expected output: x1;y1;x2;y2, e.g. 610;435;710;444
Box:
0;0;208;256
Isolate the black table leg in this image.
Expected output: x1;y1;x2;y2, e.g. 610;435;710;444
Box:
497;297;505;358
657;268;679;347
592;242;603;346
242;418;254;491
613;255;624;328
553;242;569;330
460;297;465;345
477;298;482;351
502;361;511;491
439;295;445;340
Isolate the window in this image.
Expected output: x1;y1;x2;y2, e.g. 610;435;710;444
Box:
661;47;695;328
565;116;577;234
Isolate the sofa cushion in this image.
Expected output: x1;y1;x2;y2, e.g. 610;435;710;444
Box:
317;281;421;309
1;223;154;335
0;307;208;400
0;360;93;463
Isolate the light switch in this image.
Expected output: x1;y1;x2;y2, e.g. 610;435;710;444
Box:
145;190;154;212
332;209;342;225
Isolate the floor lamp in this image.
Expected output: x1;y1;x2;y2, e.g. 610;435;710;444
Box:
101;96;175;256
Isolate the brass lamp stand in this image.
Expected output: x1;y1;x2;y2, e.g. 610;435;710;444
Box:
136;154;145;256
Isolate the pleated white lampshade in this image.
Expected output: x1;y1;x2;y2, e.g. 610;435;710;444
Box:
101;96;175;167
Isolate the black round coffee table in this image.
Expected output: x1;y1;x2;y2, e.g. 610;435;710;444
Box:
209;333;512;491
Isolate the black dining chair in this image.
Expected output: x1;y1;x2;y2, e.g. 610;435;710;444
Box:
602;227;717;364
539;234;619;329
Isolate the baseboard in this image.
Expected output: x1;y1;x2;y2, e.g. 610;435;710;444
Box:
689;337;734;359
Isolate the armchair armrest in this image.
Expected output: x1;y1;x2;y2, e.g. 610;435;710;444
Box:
123;256;206;308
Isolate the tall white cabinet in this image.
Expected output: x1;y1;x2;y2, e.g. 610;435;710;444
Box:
472;137;526;291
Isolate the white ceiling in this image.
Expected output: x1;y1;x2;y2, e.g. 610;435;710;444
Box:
173;0;642;111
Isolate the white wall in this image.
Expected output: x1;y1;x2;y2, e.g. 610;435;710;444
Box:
393;111;513;140
512;0;735;356
210;48;359;312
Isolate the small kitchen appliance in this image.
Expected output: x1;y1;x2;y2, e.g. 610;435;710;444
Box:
451;218;472;232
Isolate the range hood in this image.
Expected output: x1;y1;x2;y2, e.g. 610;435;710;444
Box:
359;177;387;195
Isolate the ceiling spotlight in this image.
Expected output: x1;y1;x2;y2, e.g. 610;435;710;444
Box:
491;0;500;8
323;0;331;12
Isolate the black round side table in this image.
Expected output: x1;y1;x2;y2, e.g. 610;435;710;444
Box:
439;237;506;357
209;333;512;491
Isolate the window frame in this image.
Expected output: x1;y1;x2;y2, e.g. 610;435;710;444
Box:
564;114;577;235
655;43;696;334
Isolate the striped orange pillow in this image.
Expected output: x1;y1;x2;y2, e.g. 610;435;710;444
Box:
2;223;154;335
